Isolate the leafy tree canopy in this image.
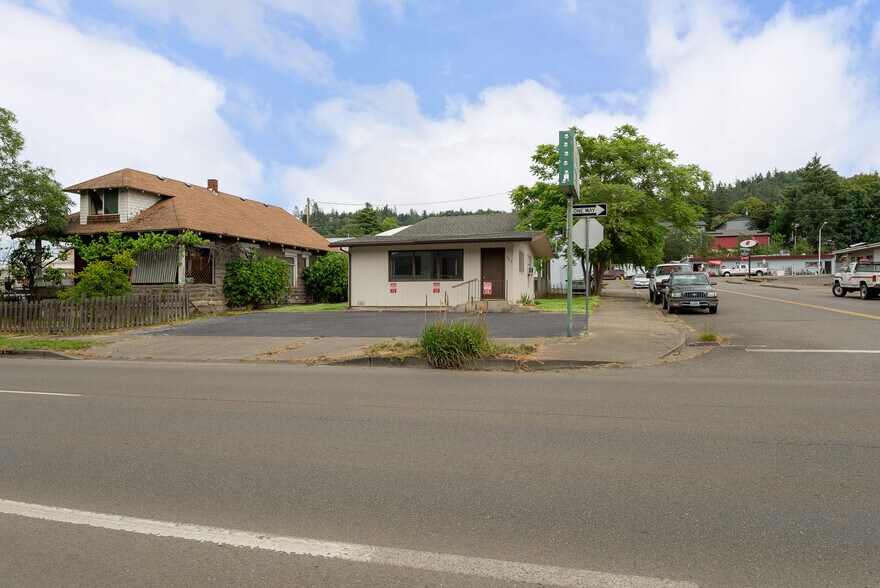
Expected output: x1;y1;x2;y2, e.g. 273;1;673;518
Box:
71;230;207;263
512;125;710;292
59;251;136;299
771;155;841;248
0;106;70;235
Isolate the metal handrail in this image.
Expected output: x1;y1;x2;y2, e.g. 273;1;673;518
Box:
451;278;478;289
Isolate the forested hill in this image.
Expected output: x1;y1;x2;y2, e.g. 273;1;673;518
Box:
705;169;800;223
293;203;506;238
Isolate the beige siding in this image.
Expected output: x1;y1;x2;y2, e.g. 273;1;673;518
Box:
350;241;540;307
120;189;162;222
79;193;88;225
509;241;535;300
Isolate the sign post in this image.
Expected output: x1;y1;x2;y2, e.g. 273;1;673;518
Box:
559;129;580;337
571;204;607;336
740;239;758;277
572;219;605;335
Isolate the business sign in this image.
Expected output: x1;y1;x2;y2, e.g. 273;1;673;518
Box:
558;129;580;197
572;203;607;217
740;239;758;248
389;282;397;294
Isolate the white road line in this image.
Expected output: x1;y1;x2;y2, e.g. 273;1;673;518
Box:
0;389;82;397
0;498;695;588
746;349;880;354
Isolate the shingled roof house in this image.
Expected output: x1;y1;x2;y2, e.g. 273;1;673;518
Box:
55;168;330;312
337;213;552;309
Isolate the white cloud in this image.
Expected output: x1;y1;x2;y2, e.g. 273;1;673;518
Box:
278;0;880;214
641;0;880;181
109;0;408;80
279;80;629;212
0;3;262;197
110;0;333;81
29;0;68;16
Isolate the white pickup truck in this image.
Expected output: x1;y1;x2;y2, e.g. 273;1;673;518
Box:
719;262;771;277
832;261;880;299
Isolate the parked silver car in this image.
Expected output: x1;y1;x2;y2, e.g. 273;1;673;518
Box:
632;273;649;289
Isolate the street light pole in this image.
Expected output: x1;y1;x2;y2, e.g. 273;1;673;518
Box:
818;221;828;274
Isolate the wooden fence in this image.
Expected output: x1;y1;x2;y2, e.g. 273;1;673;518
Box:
0;292;189;334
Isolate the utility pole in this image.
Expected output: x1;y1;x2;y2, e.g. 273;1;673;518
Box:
306;198;311;227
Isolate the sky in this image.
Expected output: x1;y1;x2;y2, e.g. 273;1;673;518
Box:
2;0;880;217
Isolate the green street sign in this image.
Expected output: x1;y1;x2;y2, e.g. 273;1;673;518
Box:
558;129;580;197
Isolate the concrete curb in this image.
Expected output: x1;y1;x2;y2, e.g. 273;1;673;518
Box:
0;349;83;360
759;283;800;291
658;332;688;359
326;356;610;371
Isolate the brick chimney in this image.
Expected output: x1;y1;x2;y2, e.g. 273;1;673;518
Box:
207;178;218;193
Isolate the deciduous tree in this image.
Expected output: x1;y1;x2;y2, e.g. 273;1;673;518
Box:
0;107;70;236
512;125;710;294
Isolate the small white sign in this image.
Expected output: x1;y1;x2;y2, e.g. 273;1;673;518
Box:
740;239;758;248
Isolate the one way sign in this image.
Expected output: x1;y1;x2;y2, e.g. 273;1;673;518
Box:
572;203;607;217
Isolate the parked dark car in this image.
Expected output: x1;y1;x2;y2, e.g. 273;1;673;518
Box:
662;272;719;314
602;269;626;280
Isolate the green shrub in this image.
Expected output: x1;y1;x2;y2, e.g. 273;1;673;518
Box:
223;251;290;307
59;251;136;299
419;315;490;369
301;251;348;303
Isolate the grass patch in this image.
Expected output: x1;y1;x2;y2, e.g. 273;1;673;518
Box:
0;336;102;351
535;296;599;313
366;320;539;368
697;325;720;342
420;315;490;369
365;339;421;358
263;302;347;312
490;342;537;359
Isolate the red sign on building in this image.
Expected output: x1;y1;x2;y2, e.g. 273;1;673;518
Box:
389;282;397;294
433;282;440;293
482;281;492;295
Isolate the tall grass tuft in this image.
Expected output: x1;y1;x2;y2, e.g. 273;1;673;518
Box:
419;314;490;369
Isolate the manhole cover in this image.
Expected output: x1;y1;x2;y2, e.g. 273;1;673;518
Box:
687;341;721;347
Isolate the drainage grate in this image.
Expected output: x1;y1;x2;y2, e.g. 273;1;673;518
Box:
687;341;721;347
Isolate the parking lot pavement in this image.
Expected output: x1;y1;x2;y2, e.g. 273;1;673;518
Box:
143;310;573;339
74;284;688;367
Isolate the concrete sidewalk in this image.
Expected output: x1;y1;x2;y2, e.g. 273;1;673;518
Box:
73;282;687;370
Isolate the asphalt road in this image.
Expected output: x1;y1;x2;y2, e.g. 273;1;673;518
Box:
1;338;878;587
641;278;880;351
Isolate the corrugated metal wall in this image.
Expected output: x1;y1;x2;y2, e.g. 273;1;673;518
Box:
132;249;178;284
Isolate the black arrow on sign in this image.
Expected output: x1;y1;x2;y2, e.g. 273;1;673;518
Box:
572;203;607;217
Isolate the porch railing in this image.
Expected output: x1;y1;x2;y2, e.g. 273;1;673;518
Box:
451;278;508;302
